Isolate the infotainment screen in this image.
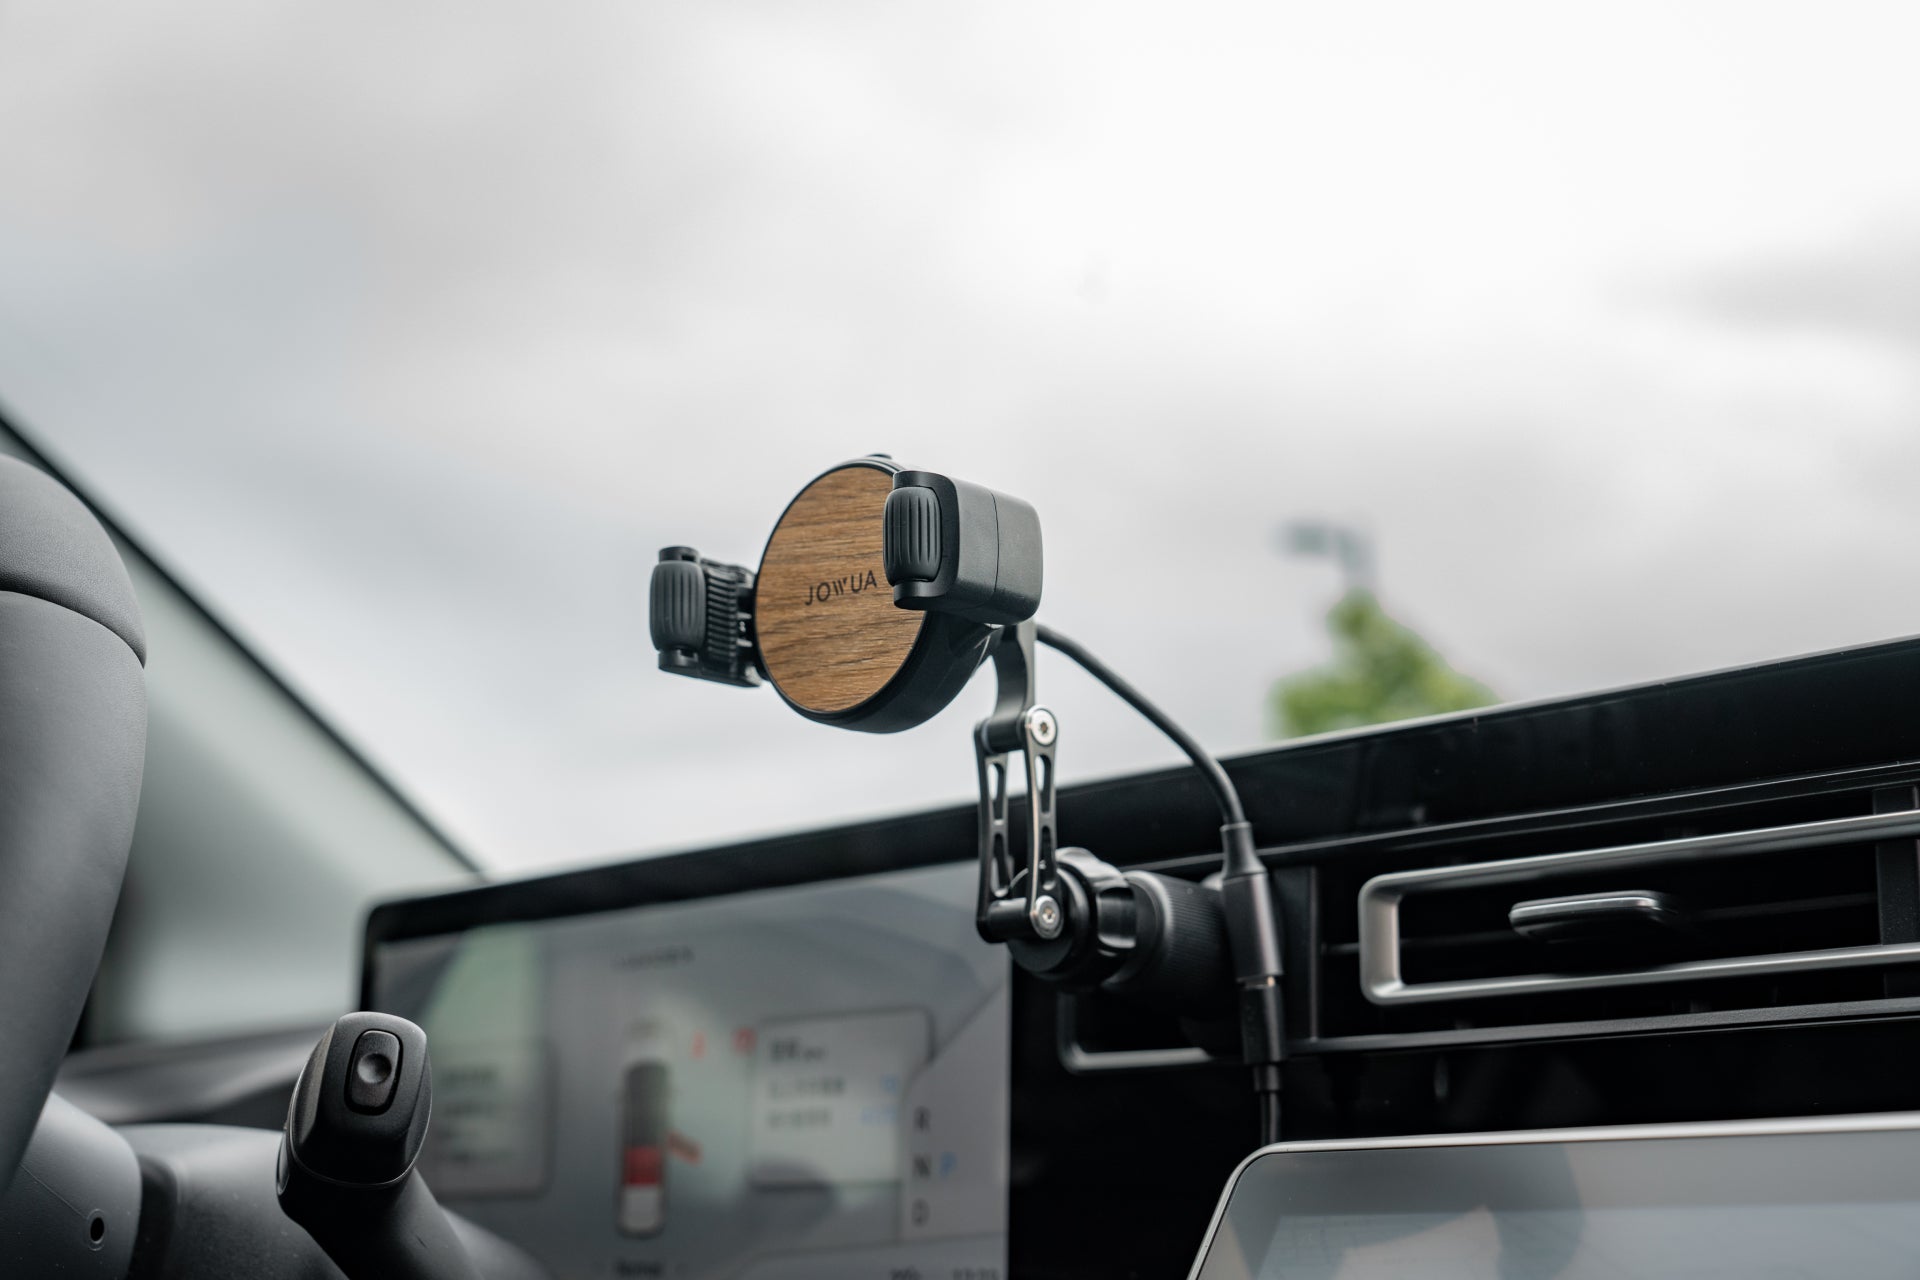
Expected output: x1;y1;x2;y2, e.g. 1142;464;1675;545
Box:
1191;1115;1920;1280
367;861;1009;1280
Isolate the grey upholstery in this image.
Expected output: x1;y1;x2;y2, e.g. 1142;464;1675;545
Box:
0;458;144;663
0;455;148;1187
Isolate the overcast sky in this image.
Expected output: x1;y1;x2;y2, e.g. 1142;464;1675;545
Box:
3;2;1919;872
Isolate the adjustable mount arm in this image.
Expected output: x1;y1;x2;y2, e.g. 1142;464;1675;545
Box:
973;622;1291;1146
975;621;1064;943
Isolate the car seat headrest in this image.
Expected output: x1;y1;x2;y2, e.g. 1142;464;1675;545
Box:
0;455;145;664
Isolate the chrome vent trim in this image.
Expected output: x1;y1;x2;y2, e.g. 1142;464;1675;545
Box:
1359;808;1920;1005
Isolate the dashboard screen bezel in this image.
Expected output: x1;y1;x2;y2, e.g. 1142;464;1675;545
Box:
362;805;978;970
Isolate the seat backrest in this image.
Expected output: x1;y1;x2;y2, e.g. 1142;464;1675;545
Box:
0;455;147;1183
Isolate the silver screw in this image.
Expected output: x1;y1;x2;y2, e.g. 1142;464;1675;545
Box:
1026;706;1057;746
1031;894;1063;938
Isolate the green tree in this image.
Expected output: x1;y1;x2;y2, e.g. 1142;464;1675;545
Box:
1271;589;1496;738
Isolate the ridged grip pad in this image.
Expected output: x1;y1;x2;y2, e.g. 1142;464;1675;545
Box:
648;555;706;652
882;485;942;584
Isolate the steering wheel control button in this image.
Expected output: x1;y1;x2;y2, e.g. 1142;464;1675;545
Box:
345;1029;402;1114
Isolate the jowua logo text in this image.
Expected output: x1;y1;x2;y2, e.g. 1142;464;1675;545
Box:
804;568;881;606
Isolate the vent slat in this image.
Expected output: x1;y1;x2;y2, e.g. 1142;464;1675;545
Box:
1311;786;1920;1043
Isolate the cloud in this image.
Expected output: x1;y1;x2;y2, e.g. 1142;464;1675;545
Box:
7;2;1920;869
1689;223;1920;348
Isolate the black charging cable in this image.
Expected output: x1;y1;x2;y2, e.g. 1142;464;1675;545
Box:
1035;626;1244;825
1035;625;1288;1147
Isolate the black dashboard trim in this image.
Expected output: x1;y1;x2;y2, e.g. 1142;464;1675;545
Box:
367;630;1920;991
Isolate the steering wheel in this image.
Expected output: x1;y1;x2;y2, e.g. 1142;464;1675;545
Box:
0;455;148;1190
0;458;546;1280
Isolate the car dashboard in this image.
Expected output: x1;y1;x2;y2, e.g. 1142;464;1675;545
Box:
351;630;1920;1279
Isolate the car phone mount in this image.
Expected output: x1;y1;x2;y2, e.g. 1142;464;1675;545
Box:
649;456;1289;1144
652;456;1034;731
278;1012;545;1280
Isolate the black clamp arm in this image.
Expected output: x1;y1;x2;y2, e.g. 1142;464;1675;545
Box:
648;547;760;688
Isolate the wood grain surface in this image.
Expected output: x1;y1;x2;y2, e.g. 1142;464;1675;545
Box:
757;463;924;714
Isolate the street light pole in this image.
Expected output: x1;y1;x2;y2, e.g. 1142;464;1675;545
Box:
1278;519;1374;594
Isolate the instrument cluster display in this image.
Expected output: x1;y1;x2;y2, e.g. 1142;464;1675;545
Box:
370;862;1009;1280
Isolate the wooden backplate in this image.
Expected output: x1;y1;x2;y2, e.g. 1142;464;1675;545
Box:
756;463;925;715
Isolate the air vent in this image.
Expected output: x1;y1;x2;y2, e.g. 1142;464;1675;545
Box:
1312;785;1920;1043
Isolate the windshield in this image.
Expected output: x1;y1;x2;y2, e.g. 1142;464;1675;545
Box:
3;4;1916;872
